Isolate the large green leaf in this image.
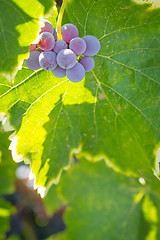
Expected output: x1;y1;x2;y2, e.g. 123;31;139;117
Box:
44;158;160;240
0;0;160;187
0;0;55;76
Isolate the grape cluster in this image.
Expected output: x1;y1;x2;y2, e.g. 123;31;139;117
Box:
25;20;100;83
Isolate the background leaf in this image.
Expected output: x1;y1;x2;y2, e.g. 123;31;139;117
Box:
44;158;160;240
0;123;16;239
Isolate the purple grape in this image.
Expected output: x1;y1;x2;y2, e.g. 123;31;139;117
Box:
69;37;86;55
39;32;55;51
29;43;37;52
53;40;68;54
25;51;41;70
57;49;77;69
61;24;79;43
82;35;100;56
52;66;66;78
39;19;54;34
79;57;95;72
39;51;57;70
66;63;85;82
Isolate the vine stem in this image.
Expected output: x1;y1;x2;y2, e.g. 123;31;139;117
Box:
57;0;68;40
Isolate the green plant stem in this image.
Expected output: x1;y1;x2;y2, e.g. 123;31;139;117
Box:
57;0;67;40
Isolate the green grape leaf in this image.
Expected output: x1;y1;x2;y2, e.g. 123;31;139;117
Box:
45;158;160;240
0;124;16;239
44;183;63;215
0;0;55;76
0;198;12;240
0;0;160;186
7;237;19;240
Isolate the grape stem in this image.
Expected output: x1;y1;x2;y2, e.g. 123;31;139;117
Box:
57;0;68;40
